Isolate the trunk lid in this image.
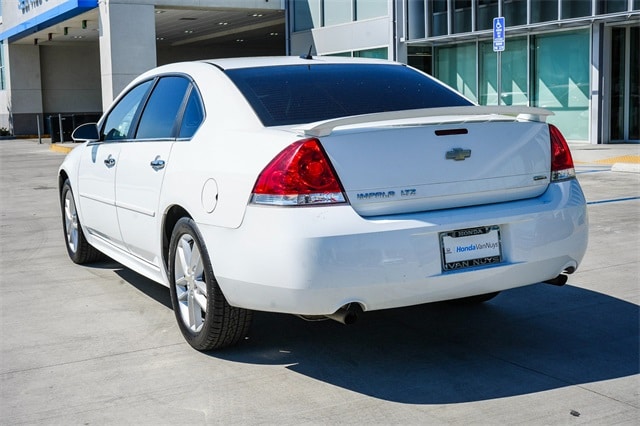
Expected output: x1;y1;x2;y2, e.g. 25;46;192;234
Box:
317;120;551;216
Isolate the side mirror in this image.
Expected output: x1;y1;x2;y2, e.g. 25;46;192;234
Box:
72;123;100;142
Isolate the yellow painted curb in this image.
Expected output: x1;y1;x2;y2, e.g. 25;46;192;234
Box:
574;155;640;165
49;144;75;154
592;155;640;165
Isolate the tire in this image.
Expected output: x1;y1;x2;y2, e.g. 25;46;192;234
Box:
447;291;500;305
168;217;252;351
60;179;103;264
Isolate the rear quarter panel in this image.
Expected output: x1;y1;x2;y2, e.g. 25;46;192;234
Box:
158;63;298;230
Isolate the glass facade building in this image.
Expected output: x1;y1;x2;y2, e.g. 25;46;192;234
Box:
287;0;640;143
1;0;636;142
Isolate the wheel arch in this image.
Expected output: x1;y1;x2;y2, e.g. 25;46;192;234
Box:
162;205;192;271
58;169;70;194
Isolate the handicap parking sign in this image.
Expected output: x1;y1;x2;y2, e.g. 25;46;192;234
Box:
493;17;505;52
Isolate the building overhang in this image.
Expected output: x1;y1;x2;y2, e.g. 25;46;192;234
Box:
1;0;98;43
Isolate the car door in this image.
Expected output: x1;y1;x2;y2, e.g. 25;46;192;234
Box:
115;76;199;266
77;80;153;250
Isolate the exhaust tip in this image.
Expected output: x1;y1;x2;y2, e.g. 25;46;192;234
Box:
326;303;362;325
544;274;568;286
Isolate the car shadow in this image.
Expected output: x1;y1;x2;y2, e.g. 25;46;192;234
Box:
215;283;639;404
111;265;173;310
102;263;638;404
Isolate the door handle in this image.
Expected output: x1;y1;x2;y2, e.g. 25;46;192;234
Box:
150;156;165;171
104;155;116;168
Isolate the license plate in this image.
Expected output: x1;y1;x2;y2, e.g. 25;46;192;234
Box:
440;226;502;272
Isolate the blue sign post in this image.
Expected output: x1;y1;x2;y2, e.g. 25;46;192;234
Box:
493;17;505;105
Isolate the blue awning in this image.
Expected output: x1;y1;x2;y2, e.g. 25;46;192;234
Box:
1;0;98;43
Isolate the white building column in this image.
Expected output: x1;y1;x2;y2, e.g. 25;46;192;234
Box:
590;22;604;144
99;1;156;110
5;44;43;135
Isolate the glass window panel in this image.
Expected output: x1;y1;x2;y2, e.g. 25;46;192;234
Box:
435;43;477;102
353;47;388;59
630;26;639;140
504;0;527;26
324;0;352;26
293;0;321;31
635;0;640;10
533;30;590;140
356;0;388;20
226;64;471;127
477;0;498;31
561;0;592;19
479;38;528;106
178;88;204;139
408;45;433;75
136;76;190;140
453;1;472;33
610;27;625;141
431;0;448;36
407;0;426;40
531;0;558;23
102;80;153;141
597;0;628;14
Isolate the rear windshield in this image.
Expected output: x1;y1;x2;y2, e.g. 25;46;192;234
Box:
225;63;472;127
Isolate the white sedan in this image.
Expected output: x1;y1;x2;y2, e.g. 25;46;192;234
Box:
59;56;588;351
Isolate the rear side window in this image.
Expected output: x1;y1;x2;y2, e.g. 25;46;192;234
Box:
178;88;205;138
136;76;190;139
226;64;472;126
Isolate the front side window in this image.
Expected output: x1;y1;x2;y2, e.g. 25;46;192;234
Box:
136;76;190;139
102;80;153;141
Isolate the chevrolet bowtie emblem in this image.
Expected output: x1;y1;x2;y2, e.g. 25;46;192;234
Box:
446;148;472;161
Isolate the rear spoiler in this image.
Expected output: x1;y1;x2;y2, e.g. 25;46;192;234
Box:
295;106;554;137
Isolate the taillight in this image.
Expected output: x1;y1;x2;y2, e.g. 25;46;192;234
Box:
251;138;347;206
549;124;576;182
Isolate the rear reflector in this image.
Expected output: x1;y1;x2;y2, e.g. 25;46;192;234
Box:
251;138;347;206
549;124;576;182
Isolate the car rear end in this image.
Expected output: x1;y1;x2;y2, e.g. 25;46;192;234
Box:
204;58;588;316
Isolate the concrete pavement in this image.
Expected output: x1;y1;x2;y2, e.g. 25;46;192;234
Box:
1;138;638;425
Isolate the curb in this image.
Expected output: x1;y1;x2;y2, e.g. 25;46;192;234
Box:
49;144;75;154
611;163;640;173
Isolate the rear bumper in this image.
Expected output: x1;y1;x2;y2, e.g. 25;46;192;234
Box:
200;179;588;315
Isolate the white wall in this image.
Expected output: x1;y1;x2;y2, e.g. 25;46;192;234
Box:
290;17;390;56
40;44;102;113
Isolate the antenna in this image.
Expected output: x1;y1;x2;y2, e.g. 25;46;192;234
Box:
300;45;313;60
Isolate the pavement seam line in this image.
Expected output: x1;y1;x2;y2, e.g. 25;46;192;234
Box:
0;342;186;375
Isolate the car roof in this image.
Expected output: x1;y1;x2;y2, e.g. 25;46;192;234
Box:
200;56;402;70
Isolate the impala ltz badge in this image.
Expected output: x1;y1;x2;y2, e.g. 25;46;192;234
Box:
446;148;472;161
